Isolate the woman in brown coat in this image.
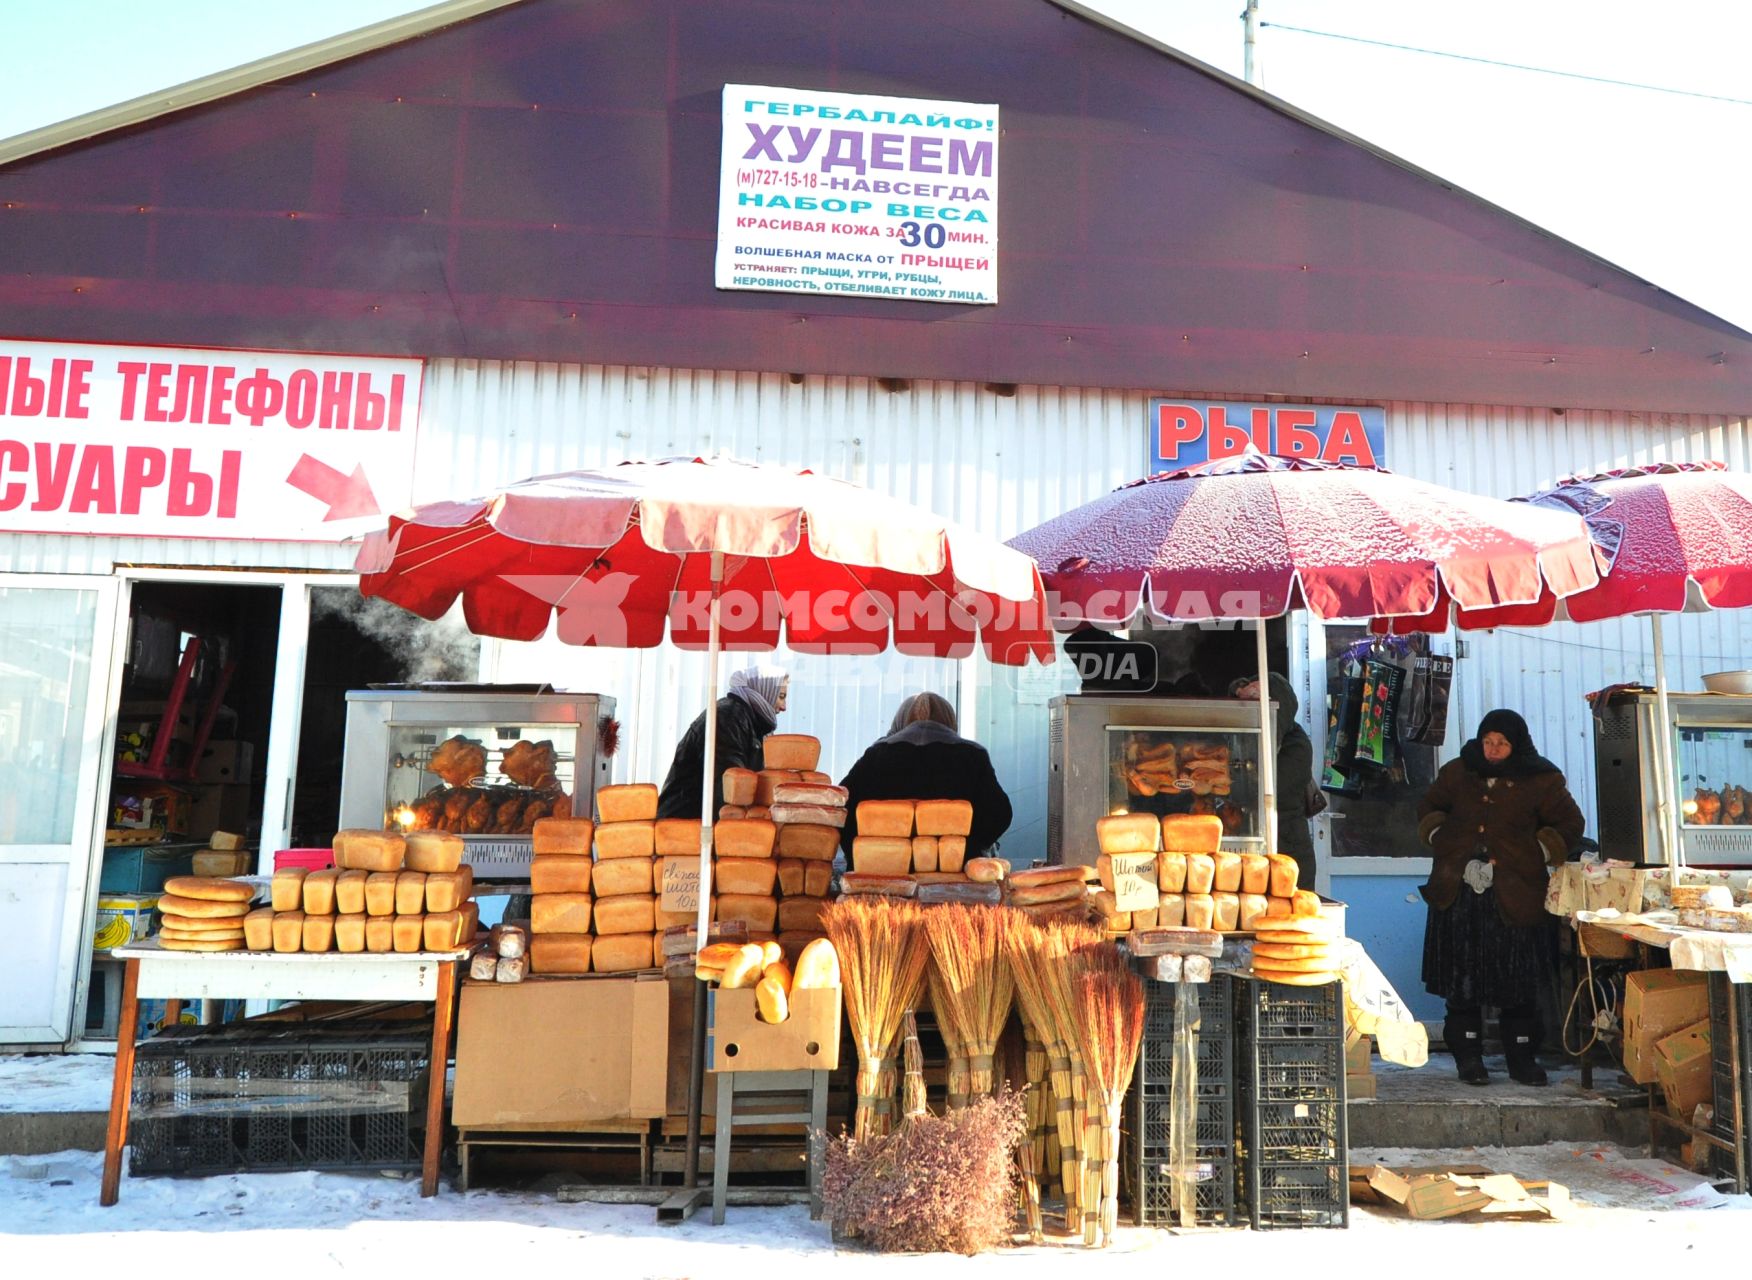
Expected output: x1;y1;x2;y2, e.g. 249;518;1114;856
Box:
1419;709;1584;1086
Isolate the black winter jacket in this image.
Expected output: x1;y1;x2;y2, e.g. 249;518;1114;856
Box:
657;695;774;820
838;721;1013;856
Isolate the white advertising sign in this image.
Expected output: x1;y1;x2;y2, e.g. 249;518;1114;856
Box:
717;84;999;305
0;339;422;541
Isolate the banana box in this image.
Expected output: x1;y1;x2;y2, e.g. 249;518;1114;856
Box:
93;894;159;951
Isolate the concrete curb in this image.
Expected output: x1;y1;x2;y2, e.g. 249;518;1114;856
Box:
0;1111;107;1156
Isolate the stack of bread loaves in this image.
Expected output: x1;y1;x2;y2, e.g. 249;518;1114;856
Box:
1249;911;1345;986
592;783;662;974
720;733;832;823
156;876;256;951
248;830;478;955
1003;863;1092;919
1094;812;1318;934
527;813;597;974
763;739;838;960
713;811;780;945
850;797;973;877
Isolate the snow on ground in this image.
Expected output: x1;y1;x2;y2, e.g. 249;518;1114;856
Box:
0;1053;115;1114
2;1142;1748;1275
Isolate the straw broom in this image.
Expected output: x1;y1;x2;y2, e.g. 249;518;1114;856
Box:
1035;916;1106;1244
928;970;972;1111
924;905;1015;1102
1066;941;1146;1248
823;897;932;1141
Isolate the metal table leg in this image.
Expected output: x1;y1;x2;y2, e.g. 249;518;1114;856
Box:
712;1072;735;1225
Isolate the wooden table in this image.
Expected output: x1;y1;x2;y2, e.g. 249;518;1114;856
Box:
100;940;467;1205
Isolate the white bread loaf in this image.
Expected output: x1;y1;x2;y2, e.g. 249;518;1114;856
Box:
775;823;840;860
1157;852;1187;894
911;835;939;873
714;818;778;858
470;951;498;981
717;893;779;932
720;944;766;988
1211;891;1241;932
156;894;250;919
530;893;593;934
852;835;912;876
404;830;465;873
1238;893;1270;931
715;858;778;896
777;896;826;933
792;937;841;989
394;872;428;916
839;873;917;897
531;817;595;855
334;913;367;953
914;798;974;837
722;767;759;807
272;911;304;953
1290;889;1322;919
530;855;594;895
270;868;307;912
1240;853;1270;896
966;857;1008;883
1213;851;1243;894
1184;854;1216;895
1097;813;1160;855
1132;906;1160;929
762;734;821;771
365;871;398;916
772;782;848;807
243;908;275;951
596;820;655;860
302;869;339;916
423;910;465;951
594;893;656;935
596;783;658;824
301;914;336;953
592;932;655;973
1268;854;1300;898
365;916;395;953
161;875;254;902
654;818;704;857
856;799;915;838
719;804;748;821
1008;880;1086;908
592;857;654;897
1184;894;1215;931
334;829;406;872
425;867;474;913
335;869;368;916
768;803;847;829
1158;893;1185;928
529;933;593;975
1160;814;1223;855
938;834;967;874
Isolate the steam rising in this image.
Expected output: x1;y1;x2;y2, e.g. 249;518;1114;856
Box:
311;588;480;683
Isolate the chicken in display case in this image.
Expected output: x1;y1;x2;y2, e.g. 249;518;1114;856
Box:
1594;688;1752;865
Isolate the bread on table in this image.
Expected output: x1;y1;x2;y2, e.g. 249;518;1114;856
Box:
776;859;806;897
753;770;801;807
777;896;826;933
804;861;833;896
722;768;759;807
592;932;655;973
394;872;428;916
594;893;656;935
776;824;840;860
1160;813;1223;855
271;868;307;913
839;873;919;898
157;893;251;919
162;875;253;902
852;836;912;876
717;893;779;932
301;869;338;916
531;893;593;934
1211;891;1241;932
1097;813;1160;855
425;867;474;913
856;800;915;838
938;834;967;874
405;830;465;873
792;937;841;989
1184;894;1215;931
719;804;748;821
243;908;275;951
424;911;466;951
769;803;847;829
1008;865;1087;889
655;819;704;857
593;857;654;897
302;914;336;953
334;830;406;873
596;821;656;860
530;855;593;895
532;817;595;855
772;782;848;808
1238;893;1270;931
1184;854;1216;896
715;858;779;896
366;916;395;953
1267;853;1300;898
334;869;368;916
714;818;778;859
1007;879;1086;908
272;911;304;953
335;913;367;953
966;857;1008;883
596;783;659;824
530;934;593;975
911;835;940;873
762;734;821;772
392;915;425;953
365;871;398;916
1240;853;1270;896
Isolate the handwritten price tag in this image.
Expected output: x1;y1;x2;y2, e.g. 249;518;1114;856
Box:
1109;854;1160;913
660;857;701;915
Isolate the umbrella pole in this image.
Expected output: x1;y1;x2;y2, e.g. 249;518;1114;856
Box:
1651;614;1682;870
1256;619;1278;856
683;551;726;1193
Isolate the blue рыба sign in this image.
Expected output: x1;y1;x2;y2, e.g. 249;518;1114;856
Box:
1148;401;1387;475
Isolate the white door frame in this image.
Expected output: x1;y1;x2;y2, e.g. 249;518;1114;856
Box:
0;573;122;1047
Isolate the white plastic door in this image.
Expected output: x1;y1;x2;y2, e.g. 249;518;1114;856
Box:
0;575;119;1043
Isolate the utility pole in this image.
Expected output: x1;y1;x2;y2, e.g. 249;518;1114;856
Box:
1242;0;1262;87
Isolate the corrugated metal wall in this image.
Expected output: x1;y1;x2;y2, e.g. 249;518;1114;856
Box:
4;358;1746;854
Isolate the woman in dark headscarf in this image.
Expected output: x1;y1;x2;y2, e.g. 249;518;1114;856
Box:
656;664;788;819
1418;709;1584;1087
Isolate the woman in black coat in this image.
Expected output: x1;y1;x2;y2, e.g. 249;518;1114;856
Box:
838;692;1013;856
656;664;788;819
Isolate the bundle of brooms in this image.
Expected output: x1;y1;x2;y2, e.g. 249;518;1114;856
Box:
823;896;932;1141
1066;941;1146;1247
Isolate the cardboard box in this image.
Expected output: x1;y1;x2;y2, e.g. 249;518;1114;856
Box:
1346;1074;1378;1101
194;739;254;784
1346;1035;1373;1078
1353;1165;1568;1220
185;783;254;840
1623;970;1710;1084
111;785;191;836
711;985;841;1072
1654;1019;1713;1119
452;974;669;1129
93;894;159;951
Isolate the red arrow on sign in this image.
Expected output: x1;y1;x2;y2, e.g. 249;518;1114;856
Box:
286;454;382;521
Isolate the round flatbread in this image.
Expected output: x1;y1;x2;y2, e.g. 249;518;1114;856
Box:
1252;953;1339;973
156;893;253;919
1251;968;1340;986
1254;918;1342;943
1252;941;1335;962
161;875;255;903
159;914;251;934
161;927;245;943
159;936;246;952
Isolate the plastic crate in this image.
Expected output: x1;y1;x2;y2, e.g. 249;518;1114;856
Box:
1239;976;1344;1042
1130;1147;1238;1227
1243;1159;1349;1229
129;1021;430;1177
98;843;199;894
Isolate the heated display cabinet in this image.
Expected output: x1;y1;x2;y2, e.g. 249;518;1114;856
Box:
1594;689;1752;866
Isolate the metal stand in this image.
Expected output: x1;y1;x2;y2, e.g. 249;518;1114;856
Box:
711;1068;829;1225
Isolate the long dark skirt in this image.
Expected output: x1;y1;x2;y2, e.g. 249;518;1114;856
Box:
1421;881;1552;1010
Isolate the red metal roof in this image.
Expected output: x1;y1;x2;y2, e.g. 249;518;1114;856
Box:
0;0;1748;415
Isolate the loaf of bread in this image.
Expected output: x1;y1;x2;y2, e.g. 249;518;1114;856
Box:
911;835;939;873
596;783;658;824
853;835;912;876
1213;851;1243;894
777;896;826;932
366;916;395;953
719;804;748;821
745;805;771;820
1290;889;1322;919
532;817;596;855
493;923;528;959
772;782;848;807
530;855;594;895
762;734;821;771
804;860;834;897
192;851;252;878
839;873;918;897
966;857;1008;883
908;798;971;838
594;893;656;935
404;830;465;873
1238;893;1270;931
1154;853;1187;893
301;914;335;953
333;869;368;916
1160;813;1223;854
1184;894;1215;931
334;829;406;872
754;973;790;1024
425;867;474;913
423;910;465;951
395;872;428;916
753;770;801;806
1211;891;1241;932
777;858;806;896
1132;906;1159;929
158;937;245;952
531;893;593;934
719;944;766;988
496;953;528;982
715;857;778;896
1008;880;1086;907
530;933;593;975
335;913;367;953
856;799;915;838
300;869;337;916
714;818;778;858
722;767;759;807
162;875;253;902
1240;853;1271;896
593;857;654;897
470;951;498;981
775;823;840;860
654;819;704;858
161;925;244;947
460;901;480;944
272;911;304;953
1158;894;1187;928
596;820;655;860
1008;865;1087;889
768;803;847;829
271;868;307;912
792;937;840;988
1097;813;1160;855
243;907;275;951
1264;895;1293;920
1268;854;1300;898
717;893;779;932
157;893;251;919
393;915;425;952
1184;854;1216;895
592;932;655;973
160;913;245;934
365;871;398;916
937;834;968;874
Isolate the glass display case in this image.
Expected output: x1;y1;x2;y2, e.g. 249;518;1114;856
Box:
1594;689;1752;865
1049;694;1272;867
339;686;615;878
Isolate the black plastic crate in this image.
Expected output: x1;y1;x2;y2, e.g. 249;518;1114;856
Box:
1238;975;1344;1042
129;1021;430;1177
1130;1146;1239;1227
1249;1040;1346;1102
1244;1158;1349;1229
1135;973;1233;1092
